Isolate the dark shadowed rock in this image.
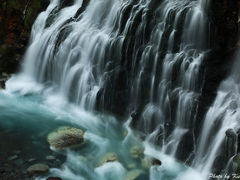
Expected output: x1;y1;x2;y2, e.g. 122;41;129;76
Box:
152;158;162;166
27;163;49;175
47;177;62;180
226;129;237;139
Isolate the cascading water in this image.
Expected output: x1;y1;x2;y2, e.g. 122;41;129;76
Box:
9;0;208;150
132;0;208;160
191;50;240;179
3;0;237;179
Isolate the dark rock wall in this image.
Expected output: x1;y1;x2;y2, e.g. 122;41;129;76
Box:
210;0;239;49
0;0;48;74
195;0;239;137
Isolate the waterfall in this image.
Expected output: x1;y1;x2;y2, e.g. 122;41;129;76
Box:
8;0;208;112
192;50;240;178
8;0;236;179
13;0;207;159
128;0;208;161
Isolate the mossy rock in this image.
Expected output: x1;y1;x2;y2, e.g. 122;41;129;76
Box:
27;163;49;175
47;126;85;150
130;145;144;159
141;158;151;169
100;152;118;165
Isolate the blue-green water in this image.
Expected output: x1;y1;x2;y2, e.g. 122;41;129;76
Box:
0;90;204;180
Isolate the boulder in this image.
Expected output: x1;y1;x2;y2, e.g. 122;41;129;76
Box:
47;126;85;150
8;155;18;161
27;163;49;175
101;152;118;165
151;158;162;166
226;129;237;139
46;155;56;161
28;158;36;163
130;145;144;159
141;157;162;168
141;158;151;169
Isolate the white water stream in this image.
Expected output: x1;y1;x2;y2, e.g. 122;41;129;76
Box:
2;0;238;179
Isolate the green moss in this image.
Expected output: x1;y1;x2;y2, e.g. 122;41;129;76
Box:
23;1;44;30
24;8;33;29
8;0;22;10
2;2;7;10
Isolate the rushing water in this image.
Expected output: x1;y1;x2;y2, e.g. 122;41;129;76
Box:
11;0;209;159
192;50;240;178
1;0;238;179
0;90;205;180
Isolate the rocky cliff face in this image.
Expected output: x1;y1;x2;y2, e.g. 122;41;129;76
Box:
195;0;239;137
0;0;48;76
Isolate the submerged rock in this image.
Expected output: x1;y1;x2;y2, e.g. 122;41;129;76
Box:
141;158;151;169
28;158;36;163
125;169;144;180
46;155;56;161
47;126;85;150
130;145;144;159
8;155;18;161
101;152;118;165
123;129;128;137
127;163;137;169
77;155;88;162
0;73;10;89
27;163;49;175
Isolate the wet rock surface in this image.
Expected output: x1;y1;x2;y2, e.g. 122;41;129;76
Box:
27;163;49;175
130;145;144;159
47;126;85;150
101;152;119;165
